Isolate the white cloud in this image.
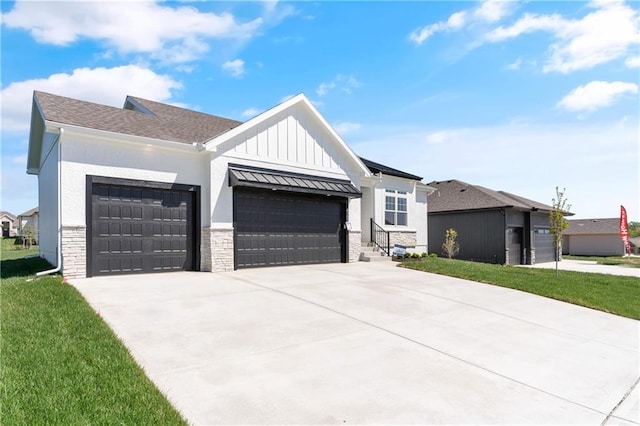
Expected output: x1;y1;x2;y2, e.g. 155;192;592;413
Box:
557;81;638;112
474;0;513;23
11;155;28;165
222;59;245;77
1;65;182;132
425;130;464;145
333;122;361;135
507;58;522;70
409;0;514;45
349;119;639;220
316;74;361;97
241;107;260;118
1;1;263;63
487;1;640;73
625;56;640;68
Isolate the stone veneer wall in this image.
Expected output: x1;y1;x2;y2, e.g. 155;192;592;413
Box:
389;230;417;248
348;231;361;263
201;227;234;272
61;225;86;279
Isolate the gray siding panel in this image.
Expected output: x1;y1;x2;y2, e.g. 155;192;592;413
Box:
428;210;505;264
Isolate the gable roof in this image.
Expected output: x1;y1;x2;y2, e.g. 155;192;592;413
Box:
359;157;423;181
427;179;556;213
33;91;241;145
205;93;371;177
18;207;39;217
565;218;619;235
28;91;371;179
0;211;17;221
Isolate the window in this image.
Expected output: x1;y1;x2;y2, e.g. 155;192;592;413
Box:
384;190;407;226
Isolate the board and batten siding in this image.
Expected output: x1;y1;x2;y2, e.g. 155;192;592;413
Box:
428;210;505;263
230;105;344;172
213;105;363;232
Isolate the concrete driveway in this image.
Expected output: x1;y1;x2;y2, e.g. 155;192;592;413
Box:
523;259;640;277
71;262;639;425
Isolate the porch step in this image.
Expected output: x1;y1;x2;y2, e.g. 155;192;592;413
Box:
359;252;392;262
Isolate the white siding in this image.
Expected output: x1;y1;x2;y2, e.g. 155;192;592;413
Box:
415;190;428;251
60;132;209;227
38;132;59;265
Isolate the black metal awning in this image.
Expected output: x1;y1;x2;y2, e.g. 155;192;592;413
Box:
228;164;362;198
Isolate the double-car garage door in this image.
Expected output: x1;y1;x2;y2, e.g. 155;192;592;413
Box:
233;188;346;268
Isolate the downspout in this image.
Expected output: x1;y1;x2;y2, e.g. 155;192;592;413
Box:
37;128;64;277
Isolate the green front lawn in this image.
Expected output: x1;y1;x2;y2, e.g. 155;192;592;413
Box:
401;258;640;320
1;253;186;424
564;255;640;268
1;236;38;261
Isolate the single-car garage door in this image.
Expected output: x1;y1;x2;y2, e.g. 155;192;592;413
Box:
233;188;346;268
88;177;199;277
534;228;555;263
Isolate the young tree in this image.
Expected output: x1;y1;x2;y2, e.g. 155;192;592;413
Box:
442;228;460;259
22;224;36;249
549;187;571;277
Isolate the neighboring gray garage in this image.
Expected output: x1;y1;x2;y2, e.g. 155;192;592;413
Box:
229;165;360;269
427;180;568;265
87;176;200;277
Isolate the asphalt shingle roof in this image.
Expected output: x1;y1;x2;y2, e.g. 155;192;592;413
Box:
18;207;39;217
427;179;555;213
34;91;241;144
565;218;619;235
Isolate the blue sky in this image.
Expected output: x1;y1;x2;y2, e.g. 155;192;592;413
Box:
1;0;638;220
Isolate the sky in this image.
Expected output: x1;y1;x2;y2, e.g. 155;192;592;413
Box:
1;0;639;220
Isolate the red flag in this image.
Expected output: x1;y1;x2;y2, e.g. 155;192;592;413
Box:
620;206;632;255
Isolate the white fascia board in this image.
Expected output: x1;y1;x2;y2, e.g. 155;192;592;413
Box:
204;94;372;178
43;121;205;153
417;183;437;195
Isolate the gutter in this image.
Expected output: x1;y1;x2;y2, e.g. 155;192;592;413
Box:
37;128;63;277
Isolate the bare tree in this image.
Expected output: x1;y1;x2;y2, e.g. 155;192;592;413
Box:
442;228;460;259
549;187;571;277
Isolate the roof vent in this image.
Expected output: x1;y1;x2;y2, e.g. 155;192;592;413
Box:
460;189;466;192
592;219;598;222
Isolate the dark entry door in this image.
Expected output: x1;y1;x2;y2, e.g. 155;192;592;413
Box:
233;188;346;268
89;181;196;276
508;227;523;265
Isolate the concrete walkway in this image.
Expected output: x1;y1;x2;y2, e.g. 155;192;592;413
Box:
71;262;639;425
523;259;640;277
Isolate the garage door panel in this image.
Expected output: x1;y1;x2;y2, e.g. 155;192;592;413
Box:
535;230;555;263
234;188;345;269
90;180;196;276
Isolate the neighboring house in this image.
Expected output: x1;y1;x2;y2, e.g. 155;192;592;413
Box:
562;218;625;256
427;180;566;265
27;91;429;278
18;207;39;242
0;211;18;237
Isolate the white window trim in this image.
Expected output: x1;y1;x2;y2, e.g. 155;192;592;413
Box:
384;190;408;227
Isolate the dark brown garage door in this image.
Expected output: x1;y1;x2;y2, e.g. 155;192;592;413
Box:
233;188;346;268
88;177;198;277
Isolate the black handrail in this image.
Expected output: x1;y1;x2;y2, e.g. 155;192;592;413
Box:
370;218;390;256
